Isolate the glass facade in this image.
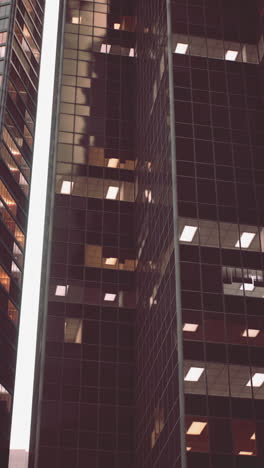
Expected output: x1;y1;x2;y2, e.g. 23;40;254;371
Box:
0;0;45;465
31;1;264;468
31;1;136;467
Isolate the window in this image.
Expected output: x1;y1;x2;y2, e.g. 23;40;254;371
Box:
64;318;82;343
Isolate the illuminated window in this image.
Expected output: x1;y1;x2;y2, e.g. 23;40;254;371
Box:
107;158;119;168
246;373;264;388
101;43;111;54
184;367;204;382
64;318;82;343
0;32;7;44
225;50;238;61
114;23;120;29
0;384;11;412
151;407;165;448
0;265;10;292
72;16;81;24
61;180;74;194
238;451;253;456
235;232;256;248
180;226;197;242
187;421;207;435
240;282;255;292
55;285;69;296
0;180;17;215
105;257;117;266
106;186;119;200
129;48;135;57
242;329;260;338
175;43;188;54
8;300;18;325
183;323;199;332
104;293;116;302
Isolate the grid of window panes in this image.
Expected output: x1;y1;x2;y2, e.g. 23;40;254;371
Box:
134;1;183;468
36;1;136;468
0;0;45;465
172;0;264;467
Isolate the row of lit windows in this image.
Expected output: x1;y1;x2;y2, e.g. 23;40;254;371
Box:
52;284;135;309
179;219;264;252
173;33;263;65
0;196;24;247
185;417;258;455
56;175;134;202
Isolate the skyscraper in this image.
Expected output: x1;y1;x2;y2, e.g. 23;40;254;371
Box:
7;0;264;468
0;0;45;465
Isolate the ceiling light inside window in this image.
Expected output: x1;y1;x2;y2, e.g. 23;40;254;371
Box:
180;226;197;242
225;50;238;61
72;17;80;24
240;283;255;292
183;323;199;332
61;180;74;194
235;232;256;248
104;293;116;301
175;43;188;54
186;421;207;435
101;43;111;53
246;373;264;388
107;158;119;168
238;451;253;456
186;447;192;451
106;186;119;200
184;367;204;382
55;285;69;296
105;257;117;266
114;23;120;30
242;329;260;338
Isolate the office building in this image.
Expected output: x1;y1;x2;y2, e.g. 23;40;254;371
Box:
26;0;264;468
0;0;45;466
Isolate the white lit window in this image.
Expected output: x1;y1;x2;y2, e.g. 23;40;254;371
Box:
114;23;120;30
61;180;74;194
246;373;264;388
240;283;255;292
129;48;135;57
186;421;207;435
175;43;188;54
225;50;238;61
250;433;256;440
106;186;119;200
105;257;117;266
186;447;192;451
104;293;116;301
183;323;199;332
101;43;111;54
184;367;204;382
180;226;197;242
55;285;69;297
242;329;260;338
72;17;81;24
108;158;119;168
235;232;256;248
238;452;253;456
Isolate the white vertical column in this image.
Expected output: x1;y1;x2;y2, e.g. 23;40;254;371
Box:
8;0;60;466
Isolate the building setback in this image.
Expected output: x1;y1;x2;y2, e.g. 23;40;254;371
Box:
26;0;264;468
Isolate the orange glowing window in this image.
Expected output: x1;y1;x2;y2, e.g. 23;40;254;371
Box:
0;265;10;292
0;180;17;215
8;300;18;325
